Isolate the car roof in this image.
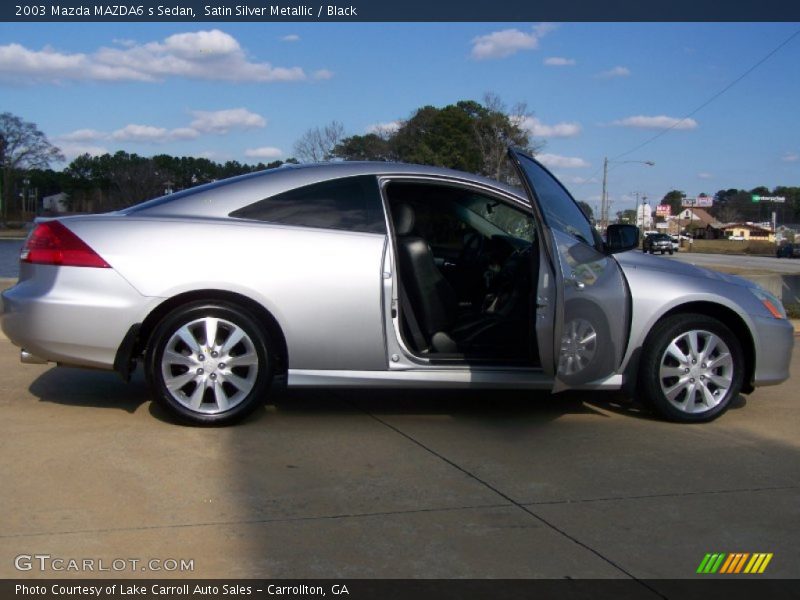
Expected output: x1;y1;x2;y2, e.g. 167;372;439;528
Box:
122;161;528;218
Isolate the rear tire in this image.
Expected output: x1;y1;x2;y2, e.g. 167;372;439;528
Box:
145;302;272;425
638;314;743;422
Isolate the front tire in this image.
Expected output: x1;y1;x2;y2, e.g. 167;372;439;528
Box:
638;314;743;422
146;302;273;425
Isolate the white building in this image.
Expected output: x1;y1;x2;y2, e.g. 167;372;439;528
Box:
42;192;69;213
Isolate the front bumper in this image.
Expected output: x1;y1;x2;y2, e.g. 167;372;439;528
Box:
751;314;794;387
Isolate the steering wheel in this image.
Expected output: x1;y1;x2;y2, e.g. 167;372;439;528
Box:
483;245;532;315
459;231;485;270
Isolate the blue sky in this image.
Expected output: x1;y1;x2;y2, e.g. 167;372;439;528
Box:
1;22;798;214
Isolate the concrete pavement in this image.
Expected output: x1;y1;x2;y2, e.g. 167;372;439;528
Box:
0;336;798;581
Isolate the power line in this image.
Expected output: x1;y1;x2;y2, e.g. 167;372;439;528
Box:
612;27;800;161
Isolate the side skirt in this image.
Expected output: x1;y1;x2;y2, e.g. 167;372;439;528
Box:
288;368;623;390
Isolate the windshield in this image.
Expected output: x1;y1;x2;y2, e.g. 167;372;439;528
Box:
457;195;536;243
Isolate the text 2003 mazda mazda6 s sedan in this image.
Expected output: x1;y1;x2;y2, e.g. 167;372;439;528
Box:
1;150;793;425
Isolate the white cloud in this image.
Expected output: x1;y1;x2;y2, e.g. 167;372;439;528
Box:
781;152;799;163
537;153;590;169
596;66;631;79
281;34;300;42
189;108;266;134
313;69;334;80
470;23;555;60
544;56;575;66
59;107;266;147
111;124;199;143
59;143;109;161
244;147;282;159
516;116;581;138
58;128;107;142
0;30;308;84
366;120;402;136
611;115;698;130
697;172;713;179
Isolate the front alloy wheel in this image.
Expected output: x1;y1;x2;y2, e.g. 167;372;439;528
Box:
639;314;743;422
146;302;272;425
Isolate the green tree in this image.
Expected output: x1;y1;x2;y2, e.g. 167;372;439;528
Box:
617;209;636;224
332;133;394;161
660;190;685;215
331;97;540;184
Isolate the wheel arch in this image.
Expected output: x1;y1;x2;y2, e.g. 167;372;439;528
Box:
625;301;756;396
134;289;289;377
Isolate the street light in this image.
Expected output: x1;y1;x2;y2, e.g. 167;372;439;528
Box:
600;158;655;231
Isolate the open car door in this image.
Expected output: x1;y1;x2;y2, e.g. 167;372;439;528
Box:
508;148;631;390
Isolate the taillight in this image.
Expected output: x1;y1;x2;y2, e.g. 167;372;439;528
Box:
21;221;110;268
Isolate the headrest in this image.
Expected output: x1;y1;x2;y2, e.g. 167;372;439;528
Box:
393;203;415;236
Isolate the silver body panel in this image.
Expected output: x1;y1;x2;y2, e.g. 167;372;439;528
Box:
615;251;794;386
66;216;388;371
0;161;792;394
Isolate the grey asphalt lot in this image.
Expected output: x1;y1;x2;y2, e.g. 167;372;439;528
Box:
0;335;798;582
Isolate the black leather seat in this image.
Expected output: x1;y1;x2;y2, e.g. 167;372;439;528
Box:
393;203;500;354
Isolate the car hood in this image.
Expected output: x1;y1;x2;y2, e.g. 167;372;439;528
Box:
614;251;757;289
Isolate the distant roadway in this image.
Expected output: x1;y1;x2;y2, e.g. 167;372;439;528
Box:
663;251;800;274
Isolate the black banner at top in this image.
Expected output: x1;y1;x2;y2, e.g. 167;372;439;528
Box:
3;0;800;22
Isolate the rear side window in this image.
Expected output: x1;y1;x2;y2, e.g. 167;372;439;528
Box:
230;175;386;234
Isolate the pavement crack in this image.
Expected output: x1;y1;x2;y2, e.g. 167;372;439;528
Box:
0;503;511;540
522;484;799;507
344;398;667;599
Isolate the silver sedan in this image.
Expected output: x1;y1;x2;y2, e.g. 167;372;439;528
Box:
1;150;793;424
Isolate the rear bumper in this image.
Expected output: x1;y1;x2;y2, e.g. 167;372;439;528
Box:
1;264;155;370
751;315;794;387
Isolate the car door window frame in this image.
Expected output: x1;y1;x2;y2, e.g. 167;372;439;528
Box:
376;174;546;368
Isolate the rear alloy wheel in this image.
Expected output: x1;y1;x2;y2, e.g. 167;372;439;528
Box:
639;314;743;422
146;302;272;425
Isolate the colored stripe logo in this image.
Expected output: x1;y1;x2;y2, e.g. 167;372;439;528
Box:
697;553;773;574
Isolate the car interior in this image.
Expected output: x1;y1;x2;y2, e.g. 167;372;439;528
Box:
384;181;540;366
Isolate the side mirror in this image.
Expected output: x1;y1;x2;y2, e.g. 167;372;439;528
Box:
606;224;639;254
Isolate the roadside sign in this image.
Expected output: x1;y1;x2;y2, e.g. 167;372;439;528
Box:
751;195;786;203
682;196;713;207
655;204;671;217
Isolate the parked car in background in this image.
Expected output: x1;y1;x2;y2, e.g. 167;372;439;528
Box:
1;150;793;425
669;235;680;252
776;242;800;258
643;233;674;255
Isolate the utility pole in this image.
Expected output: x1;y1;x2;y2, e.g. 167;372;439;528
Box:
601;157;609;231
600;157;654;232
